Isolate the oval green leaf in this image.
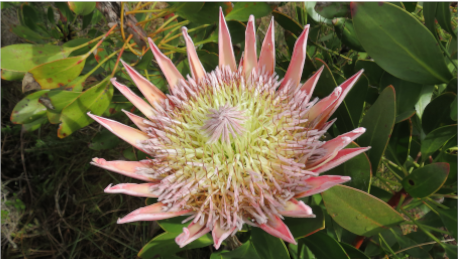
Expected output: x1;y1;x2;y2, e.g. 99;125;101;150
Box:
1;44;73;74
138;231;213;259
10;90;48;124
380;72;422;122
402;162;450;198
385;119;412;166
302;231;350;259
226;2;272;21
58;78;113;138
422;92;456;134
421;125;457;162
352;2;453;84
357;86;396;174
251;227;290;259
333;17;365;52
68;2;96;16
322;185;405;237
273;10;304;36
28;55;87;90
435;2;456;37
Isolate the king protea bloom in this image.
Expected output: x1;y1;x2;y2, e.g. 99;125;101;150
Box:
88;9;369;249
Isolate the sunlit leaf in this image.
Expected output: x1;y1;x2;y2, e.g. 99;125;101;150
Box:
68;2;96;16
58;78;113;138
11;90;48;124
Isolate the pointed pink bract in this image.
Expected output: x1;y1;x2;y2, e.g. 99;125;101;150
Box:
118;202;192;224
257;17;275;75
148;38;185;90
218;7;237;71
279;25;310;91
243;15;257;78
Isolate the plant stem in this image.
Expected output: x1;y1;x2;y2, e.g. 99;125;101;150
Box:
308;40;352;61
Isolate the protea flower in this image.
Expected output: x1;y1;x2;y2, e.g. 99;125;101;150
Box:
88;8;370;249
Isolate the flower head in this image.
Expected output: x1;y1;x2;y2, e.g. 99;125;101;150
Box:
89;9;370;249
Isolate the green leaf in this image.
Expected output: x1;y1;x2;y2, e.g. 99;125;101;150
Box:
322;185;405;237
333;18;365;52
355;60;384;87
302;231;350;259
55;2;75;22
1;70;25;81
438;208;457;241
403;2;417;12
445;244;458;259
352;2;453;84
11;90;48;124
12;25;49;43
380;72;422;122
1;44;73;74
273;10;304;36
68;2;96;16
22;4;39;31
157;216;190;234
226;2;272;21
340;242;370;259
176;2;231;25
170;2;204;17
58;78;113;138
41;89;81;123
421;125;457;161
369;186;393;203
305;2;332;25
344;75;367;127
422;92;456;134
386;119;412;165
284;206;325;239
423;3;437;36
435;2;456;37
88;129;121;150
27;55;87;90
415;85;434;119
402;162;450;198
315;2;351;19
197;50;219;72
251;227;290;259
450;96;457;121
47;6;55;24
82;11;94;30
22;116;47;132
357;86;396;174
325;142;372;192
212;240;261;259
138;231;213;259
396;235;432;259
227;20;246;44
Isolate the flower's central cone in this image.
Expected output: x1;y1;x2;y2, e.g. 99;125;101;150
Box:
201;104;247;144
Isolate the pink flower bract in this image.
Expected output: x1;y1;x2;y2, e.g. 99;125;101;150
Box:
89;8;370;249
